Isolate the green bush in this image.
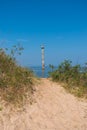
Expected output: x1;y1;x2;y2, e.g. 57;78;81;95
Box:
49;60;87;98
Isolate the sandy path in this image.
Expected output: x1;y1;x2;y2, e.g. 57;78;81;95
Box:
0;78;87;130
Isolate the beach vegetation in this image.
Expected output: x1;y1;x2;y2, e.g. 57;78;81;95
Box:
49;60;87;98
0;45;35;107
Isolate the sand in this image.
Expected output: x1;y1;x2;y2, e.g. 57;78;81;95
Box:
0;78;87;130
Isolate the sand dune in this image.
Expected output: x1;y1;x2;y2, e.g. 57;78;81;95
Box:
0;78;87;130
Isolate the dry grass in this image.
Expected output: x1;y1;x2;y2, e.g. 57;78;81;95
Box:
0;49;36;107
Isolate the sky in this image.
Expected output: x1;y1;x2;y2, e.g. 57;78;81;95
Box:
0;0;87;66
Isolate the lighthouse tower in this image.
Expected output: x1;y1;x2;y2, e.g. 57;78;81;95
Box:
41;45;45;70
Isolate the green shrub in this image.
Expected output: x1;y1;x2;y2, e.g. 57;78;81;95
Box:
49;60;87;98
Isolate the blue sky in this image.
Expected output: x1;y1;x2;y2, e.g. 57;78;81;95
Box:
0;0;87;66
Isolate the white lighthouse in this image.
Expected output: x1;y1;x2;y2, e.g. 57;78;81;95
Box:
41;45;45;70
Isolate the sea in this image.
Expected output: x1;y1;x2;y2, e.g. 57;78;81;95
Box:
28;65;85;78
29;66;57;78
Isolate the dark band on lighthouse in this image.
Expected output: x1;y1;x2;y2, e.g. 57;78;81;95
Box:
41;45;45;70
